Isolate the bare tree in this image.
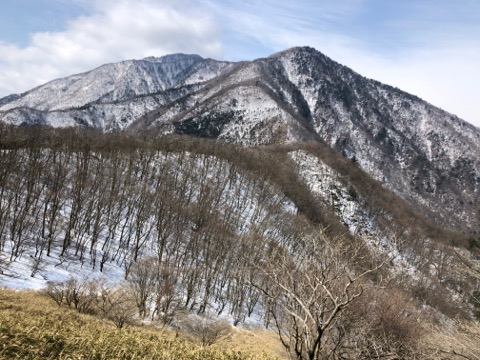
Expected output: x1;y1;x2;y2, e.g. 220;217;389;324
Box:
151;263;182;324
127;256;157;319
250;229;387;360
42;149;69;257
62;151;90;257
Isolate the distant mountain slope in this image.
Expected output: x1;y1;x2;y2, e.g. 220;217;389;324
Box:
1;47;479;232
0;54;233;112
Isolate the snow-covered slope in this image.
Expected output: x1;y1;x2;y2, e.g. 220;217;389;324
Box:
136;47;480;231
0;147;296;291
268;48;480;230
0;54;233;112
1;47;479;232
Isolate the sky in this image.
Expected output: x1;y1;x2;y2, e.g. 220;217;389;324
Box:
0;0;479;128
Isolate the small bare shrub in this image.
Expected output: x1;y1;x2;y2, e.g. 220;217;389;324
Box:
351;288;420;359
42;280;66;306
176;313;231;346
42;277;97;314
100;286;138;329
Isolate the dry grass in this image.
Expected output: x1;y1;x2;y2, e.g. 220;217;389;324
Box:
420;320;480;360
2;287;480;359
215;327;287;359
0;288;277;359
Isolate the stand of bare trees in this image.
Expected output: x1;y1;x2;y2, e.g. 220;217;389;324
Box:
2;124;479;359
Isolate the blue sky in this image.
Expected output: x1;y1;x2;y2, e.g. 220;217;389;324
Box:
0;0;479;127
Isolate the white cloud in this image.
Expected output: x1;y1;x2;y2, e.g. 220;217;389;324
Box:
0;0;222;96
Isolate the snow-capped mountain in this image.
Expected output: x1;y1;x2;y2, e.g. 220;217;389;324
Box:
1;47;479;232
0;53;233;112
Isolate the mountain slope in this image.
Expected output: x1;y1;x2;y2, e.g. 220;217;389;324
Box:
1;47;479;232
268;48;480;230
133;47;480;231
0;54;233;112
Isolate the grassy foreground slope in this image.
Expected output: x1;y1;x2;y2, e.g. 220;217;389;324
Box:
0;289;278;360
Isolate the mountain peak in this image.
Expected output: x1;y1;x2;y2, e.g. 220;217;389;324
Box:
141;53;204;64
0;53;229;113
269;46;325;58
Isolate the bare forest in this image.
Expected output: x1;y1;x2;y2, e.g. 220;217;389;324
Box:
1;124;479;359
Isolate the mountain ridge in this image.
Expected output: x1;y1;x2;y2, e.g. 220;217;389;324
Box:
0;53;233;112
